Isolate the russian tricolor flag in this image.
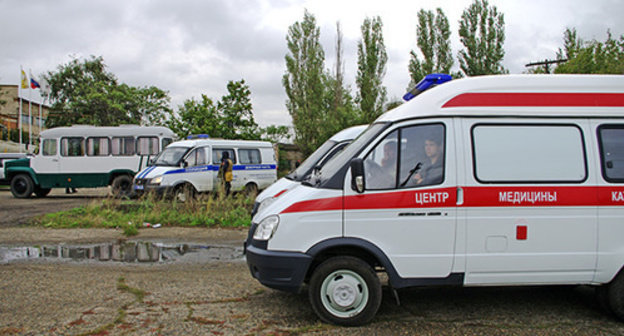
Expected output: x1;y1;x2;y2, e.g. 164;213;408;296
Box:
30;77;40;89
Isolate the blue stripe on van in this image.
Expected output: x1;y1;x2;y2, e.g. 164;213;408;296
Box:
162;164;276;176
137;166;157;179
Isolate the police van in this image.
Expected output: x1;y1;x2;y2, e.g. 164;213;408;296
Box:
133;137;277;200
253;125;367;217
245;74;624;325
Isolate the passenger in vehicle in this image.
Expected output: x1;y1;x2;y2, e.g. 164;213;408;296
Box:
413;136;444;186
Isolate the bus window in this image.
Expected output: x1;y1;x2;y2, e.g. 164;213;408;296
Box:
42;139;57;156
61;137;84;156
112;137;135;156
162;138;173;150
87;137;110;156
137;136;159;155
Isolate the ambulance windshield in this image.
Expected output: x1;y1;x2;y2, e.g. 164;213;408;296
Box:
309;123;388;188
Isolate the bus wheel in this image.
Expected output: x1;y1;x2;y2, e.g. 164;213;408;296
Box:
112;175;132;198
34;187;52;198
174;184;195;202
11;174;34;198
308;256;382;326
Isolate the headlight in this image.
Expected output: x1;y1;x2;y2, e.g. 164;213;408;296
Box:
256;196;277;215
253;215;279;241
150;176;163;185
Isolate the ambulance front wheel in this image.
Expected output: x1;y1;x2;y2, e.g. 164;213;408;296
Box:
308;256;382;326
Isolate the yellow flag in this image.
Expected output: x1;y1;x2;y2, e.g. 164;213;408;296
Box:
20;70;29;89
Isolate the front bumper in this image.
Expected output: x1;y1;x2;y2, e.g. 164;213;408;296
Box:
245;242;312;293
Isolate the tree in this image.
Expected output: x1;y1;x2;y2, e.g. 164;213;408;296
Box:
283;10;329;156
555;29;624;74
169;80;263;140
43;56;171;127
356;16;388;123
409;8;454;84
217;80;260;140
457;0;507;76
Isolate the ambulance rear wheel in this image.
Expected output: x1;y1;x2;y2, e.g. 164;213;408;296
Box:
10;174;34;198
603;269;624;320
308;256;381;326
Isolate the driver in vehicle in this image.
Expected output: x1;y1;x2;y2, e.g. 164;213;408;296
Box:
412;136;444;186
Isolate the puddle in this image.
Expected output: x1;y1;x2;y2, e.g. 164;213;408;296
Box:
0;242;244;264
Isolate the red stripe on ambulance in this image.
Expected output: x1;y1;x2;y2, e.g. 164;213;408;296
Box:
280;186;624;214
442;92;624;108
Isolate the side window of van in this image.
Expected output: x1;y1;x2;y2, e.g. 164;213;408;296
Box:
137;136;159;155
363;124;446;190
112;137;135;156
213;148;236;164
185;147;207;167
42;139;57;156
472;124;586;183
598;125;624;182
239;149;261;164
87;137;110;156
61;137;84;156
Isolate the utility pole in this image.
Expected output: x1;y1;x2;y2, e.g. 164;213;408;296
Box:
525;59;568;73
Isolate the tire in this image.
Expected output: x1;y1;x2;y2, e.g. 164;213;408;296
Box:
34;187;52;198
604;269;624;320
245;183;258;196
174;184;196;202
308;256;382;326
111;175;133;198
10;174;34;198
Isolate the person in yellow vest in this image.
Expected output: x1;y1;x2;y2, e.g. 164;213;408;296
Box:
219;151;233;196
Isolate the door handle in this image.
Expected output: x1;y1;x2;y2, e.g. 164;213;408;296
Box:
457;187;464;205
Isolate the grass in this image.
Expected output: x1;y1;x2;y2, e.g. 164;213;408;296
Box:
32;191;256;236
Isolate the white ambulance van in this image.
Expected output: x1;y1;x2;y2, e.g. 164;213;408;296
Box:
133;137;277;200
245;74;624;325
252;125;367;217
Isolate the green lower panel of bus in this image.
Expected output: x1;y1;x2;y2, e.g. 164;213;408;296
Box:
36;171;134;189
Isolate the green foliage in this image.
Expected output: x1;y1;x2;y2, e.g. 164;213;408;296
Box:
356;16;388;123
555;29;624;74
457;0;507;76
43;56;172;127
168;79;275;141
33;192;255;234
409;8;454;84
283;10;329;156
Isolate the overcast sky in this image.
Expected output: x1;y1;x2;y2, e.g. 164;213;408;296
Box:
1;0;623;127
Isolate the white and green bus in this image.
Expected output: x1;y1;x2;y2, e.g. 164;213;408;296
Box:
4;125;175;198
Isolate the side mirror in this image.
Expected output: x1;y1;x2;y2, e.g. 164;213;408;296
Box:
350;158;365;193
148;158;155;166
181;161;188;168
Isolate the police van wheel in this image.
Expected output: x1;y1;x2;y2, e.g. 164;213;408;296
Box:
308;256;381;326
245;183;258;196
604;269;624;320
11;174;34;198
174;184;195;202
112;175;132;198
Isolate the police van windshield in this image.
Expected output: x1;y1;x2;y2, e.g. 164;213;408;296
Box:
310;123;388;187
287;140;338;181
152;146;190;166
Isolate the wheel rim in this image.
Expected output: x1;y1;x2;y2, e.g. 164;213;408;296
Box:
320;269;369;318
14;178;27;194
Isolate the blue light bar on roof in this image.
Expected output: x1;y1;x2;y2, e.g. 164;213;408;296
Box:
403;73;452;101
187;134;210;139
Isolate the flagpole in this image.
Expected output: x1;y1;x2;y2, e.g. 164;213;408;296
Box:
18;67;23;153
28;69;33;150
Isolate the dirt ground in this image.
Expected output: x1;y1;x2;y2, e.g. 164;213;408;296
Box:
1;187;624;335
